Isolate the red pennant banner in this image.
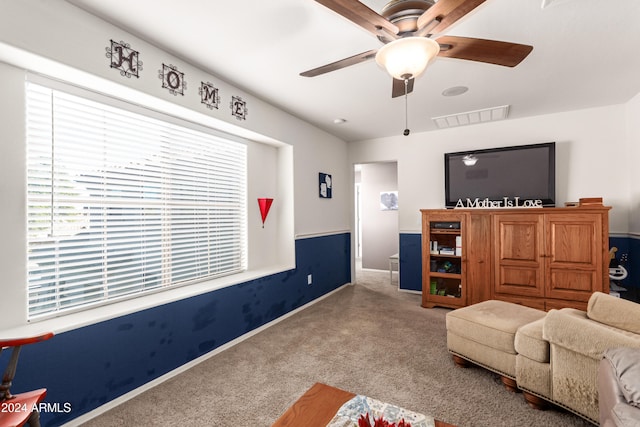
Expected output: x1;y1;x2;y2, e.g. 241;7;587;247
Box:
257;198;274;227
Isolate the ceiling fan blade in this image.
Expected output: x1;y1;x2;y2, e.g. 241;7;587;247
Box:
315;0;399;37
300;50;378;77
436;36;533;67
417;0;487;35
392;78;414;98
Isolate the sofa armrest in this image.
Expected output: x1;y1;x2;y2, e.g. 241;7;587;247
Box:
588;292;640;335
543;308;640;360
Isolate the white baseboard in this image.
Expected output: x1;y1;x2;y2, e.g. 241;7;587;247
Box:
398;288;421;295
61;283;352;427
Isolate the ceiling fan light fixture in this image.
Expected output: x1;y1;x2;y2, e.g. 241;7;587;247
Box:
375;37;440;80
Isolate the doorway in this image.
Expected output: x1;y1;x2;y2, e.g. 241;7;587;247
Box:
354;162;399;279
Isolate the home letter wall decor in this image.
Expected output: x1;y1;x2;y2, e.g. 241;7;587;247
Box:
102;40;257;122
159;63;186;96
106;40;142;78
230;95;248;121
200;81;220;110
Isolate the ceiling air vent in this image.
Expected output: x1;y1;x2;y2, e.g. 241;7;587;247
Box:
432;105;510;129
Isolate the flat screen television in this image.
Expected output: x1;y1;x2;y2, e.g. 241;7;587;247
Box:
444;142;556;208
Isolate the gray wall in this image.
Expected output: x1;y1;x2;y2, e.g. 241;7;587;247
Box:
360;162;399;270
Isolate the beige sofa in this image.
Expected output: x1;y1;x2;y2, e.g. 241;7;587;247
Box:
515;292;640;424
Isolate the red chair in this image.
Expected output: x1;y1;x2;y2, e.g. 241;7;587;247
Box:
0;333;54;427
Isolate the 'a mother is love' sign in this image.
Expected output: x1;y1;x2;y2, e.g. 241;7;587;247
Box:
455;197;543;208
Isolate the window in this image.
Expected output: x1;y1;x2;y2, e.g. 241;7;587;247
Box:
26;82;247;319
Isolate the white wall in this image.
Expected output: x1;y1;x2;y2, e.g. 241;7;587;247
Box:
626;92;640;234
0;0;350;239
349;104;632;234
0;0;350;331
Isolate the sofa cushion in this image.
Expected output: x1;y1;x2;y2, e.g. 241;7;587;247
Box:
515;317;549;363
603;347;640;408
588;292;640;335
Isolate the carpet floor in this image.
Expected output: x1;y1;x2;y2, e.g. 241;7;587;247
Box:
81;267;592;426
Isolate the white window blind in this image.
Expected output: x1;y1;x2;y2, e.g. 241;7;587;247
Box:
26;82;247;319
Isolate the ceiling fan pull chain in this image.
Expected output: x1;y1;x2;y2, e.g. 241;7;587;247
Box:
403;78;410;136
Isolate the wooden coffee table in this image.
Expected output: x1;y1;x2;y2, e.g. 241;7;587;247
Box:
272;383;455;427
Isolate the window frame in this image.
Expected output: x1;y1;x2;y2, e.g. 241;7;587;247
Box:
25;78;249;320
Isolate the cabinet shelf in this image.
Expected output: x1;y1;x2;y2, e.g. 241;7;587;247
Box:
429;272;462;280
430;253;460;259
422;292;464;308
429;293;463;300
429;229;460;235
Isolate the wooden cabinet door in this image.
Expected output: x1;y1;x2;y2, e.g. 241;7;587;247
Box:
493;213;545;298
545;213;603;302
466;212;492;305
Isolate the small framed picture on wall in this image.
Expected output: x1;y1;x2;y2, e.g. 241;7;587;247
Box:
319;173;332;198
380;191;398;210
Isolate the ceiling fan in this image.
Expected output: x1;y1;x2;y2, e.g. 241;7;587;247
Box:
301;0;533;98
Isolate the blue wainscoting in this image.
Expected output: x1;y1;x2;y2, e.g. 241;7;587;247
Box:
609;235;631;275
4;233;350;426
628;237;640;289
399;233;422;292
399;232;639;296
610;235;640;302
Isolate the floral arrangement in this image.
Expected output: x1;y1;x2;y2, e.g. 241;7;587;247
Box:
358;413;412;427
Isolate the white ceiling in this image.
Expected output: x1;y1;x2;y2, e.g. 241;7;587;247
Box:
66;0;640;142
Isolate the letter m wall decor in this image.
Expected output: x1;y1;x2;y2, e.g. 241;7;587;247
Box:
200;81;220;110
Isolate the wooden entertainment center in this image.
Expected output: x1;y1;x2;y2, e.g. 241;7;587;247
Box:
421;204;611;311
